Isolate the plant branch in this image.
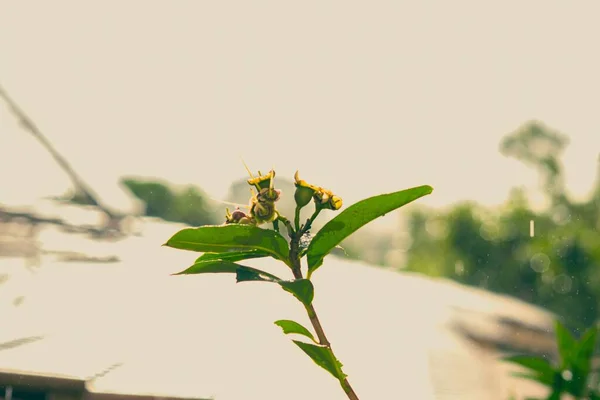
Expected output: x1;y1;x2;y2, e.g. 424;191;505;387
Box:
0;83;118;221
294;206;301;232
301;207;321;235
289;234;359;400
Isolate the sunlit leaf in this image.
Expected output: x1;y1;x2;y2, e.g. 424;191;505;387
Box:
274;320;317;343
233;270;314;307
172;260;242;275
292;340;347;381
306;185;433;275
279;279;314;307
164;224;290;266
173;260;281;283
195;250;269;264
235;266;281;283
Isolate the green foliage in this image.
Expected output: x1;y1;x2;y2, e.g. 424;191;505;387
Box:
274;320;317;343
404;121;600;330
292;340;348;381
164;224;291;266
505;320;599;399
164;166;432;400
173;260;281;281
306;185;433;276
121;177;219;226
195;250;269;263
279;279;314;307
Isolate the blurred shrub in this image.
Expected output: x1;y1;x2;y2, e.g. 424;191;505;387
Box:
403;121;600;330
121;177;220;226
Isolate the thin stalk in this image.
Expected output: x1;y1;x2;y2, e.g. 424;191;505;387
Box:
294;206;301;232
301;207;321;235
289;234;359;400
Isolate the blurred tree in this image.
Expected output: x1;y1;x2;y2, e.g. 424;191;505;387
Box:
120;178;219;226
500;120;570;205
403;121;600;331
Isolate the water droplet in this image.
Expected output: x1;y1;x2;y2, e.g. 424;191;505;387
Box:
553;274;573;294
530;253;551;273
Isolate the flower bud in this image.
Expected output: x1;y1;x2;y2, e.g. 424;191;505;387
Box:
314;189;343;211
250;200;278;224
225;207;255;224
294;171;317;208
247;170;276;190
329;195;343;210
257;187;281;203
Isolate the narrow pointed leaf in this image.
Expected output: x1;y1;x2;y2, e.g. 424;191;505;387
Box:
306;185;433;274
195;250;269;264
567;324;598;396
511;372;555;387
555;320;577;366
503;355;555;385
165;225;290;265
233;269;314;307
274;320;317;343
172;260;242;275
292;340;347;381
173;260;281;284
279;279;314;307
235;266;281;283
573;324;597;370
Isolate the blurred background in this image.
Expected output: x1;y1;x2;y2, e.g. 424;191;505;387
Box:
2;1;600;399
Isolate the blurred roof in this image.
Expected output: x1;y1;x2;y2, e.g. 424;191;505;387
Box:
0;216;556;400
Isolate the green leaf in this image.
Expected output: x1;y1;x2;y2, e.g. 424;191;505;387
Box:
164;225;291;266
511;372;552;388
503;355;556;386
573;324;597;371
306;185;433;275
172;260;243;275
234;270;314;307
292;340;347;381
566;324;598;396
555;320;577;367
173;260;282;282
279;279;314;307
235;266;281;283
274;320;317;343
195;250;270;264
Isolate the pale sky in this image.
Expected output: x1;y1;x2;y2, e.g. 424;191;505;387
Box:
2;1;600;218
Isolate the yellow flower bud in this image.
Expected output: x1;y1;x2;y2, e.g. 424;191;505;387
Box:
294;171;342;211
294;171;318;208
247;170;276;191
314;188;342;211
329;195;343;210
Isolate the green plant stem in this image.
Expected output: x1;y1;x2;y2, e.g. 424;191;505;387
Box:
289;233;359;400
301;207;321;234
294;206;301;232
